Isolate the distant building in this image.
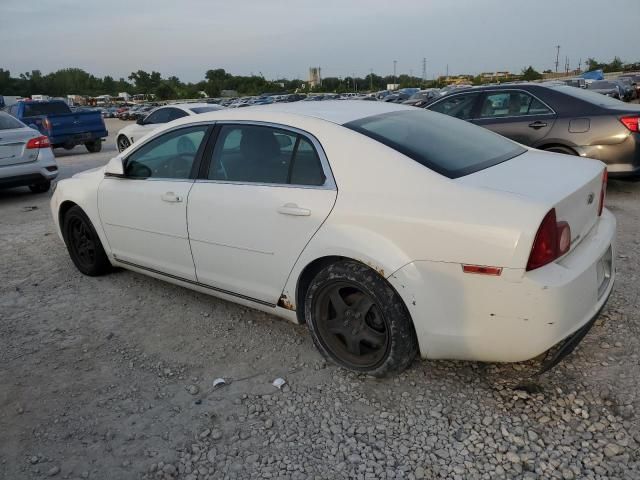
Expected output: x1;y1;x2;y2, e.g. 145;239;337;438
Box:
479;71;513;82
439;75;474;85
309;67;322;88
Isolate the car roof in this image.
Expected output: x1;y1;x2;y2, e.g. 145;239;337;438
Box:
183;100;411;125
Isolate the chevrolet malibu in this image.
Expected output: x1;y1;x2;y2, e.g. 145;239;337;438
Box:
50;101;615;376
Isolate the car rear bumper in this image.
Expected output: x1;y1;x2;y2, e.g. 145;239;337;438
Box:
388;209;616;363
0;148;58;189
49;129;108;146
577;133;640;178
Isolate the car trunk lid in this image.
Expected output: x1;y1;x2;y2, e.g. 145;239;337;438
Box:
457;148;605;254
0;128;39;167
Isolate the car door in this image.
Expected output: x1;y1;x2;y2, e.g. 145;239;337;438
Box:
471;90;556;145
98;124;211;280
187;123;337;305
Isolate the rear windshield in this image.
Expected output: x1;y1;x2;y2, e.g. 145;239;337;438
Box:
551;85;624;107
22;102;71;117
344;110;526;178
189;106;221;114
0;112;25;130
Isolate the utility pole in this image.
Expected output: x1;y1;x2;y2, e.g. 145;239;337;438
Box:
446;64;449;80
555;45;561;73
370;68;373;91
565;57;570;75
422;58;427;86
577;58;582;74
393;60;397;88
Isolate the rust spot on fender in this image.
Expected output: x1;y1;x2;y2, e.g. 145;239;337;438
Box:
278;294;295;311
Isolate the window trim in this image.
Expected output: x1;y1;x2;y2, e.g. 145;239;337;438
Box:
195;120;337;191
472;89;556;120
116;123;214;182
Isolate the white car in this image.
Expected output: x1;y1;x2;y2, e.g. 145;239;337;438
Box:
51;101;615;376
0;111;58;193
116;103;224;152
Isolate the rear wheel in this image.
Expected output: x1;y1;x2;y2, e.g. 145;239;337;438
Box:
304;260;418;377
543;145;577;156
28;181;51;193
117;135;131;152
62;206;111;276
85;140;102;153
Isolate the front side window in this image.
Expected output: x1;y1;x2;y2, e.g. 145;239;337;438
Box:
125;126;208;179
207;125;326;186
428;92;479;120
144;108;172;124
345;110;526;178
478;91;553;118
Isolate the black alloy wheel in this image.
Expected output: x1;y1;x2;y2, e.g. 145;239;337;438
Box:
313;281;389;369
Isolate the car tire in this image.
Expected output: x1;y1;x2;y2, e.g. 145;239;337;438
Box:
304;260;418;377
117;135;131;152
62;206;111;276
85;140;102;153
544;146;577;156
28;181;51;193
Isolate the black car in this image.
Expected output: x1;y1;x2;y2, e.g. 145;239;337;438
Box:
424;83;640;177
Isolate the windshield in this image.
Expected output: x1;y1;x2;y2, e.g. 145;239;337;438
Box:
190;106;222;114
345;110;526;178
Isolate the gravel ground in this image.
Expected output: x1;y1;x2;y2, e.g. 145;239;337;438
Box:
1;118;639;479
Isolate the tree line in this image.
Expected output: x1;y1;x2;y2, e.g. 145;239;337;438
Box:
1;57;638;100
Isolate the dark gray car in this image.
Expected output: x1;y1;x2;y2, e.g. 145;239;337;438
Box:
425;84;640;177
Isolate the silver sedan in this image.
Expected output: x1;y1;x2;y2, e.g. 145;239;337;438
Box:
0;111;58;193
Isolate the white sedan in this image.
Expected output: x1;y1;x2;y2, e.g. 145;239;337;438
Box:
116;102;224;152
51;101;615;376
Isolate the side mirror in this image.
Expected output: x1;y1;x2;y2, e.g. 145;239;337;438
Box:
105;157;125;177
136;117;145;125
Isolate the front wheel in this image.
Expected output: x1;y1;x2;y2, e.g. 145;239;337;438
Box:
117;135;131;152
304;260;418;377
62;206;111;276
85;140;102;153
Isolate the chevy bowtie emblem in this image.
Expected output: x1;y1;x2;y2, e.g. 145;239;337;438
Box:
587;192;595;205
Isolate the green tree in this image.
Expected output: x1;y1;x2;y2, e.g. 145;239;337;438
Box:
521;66;542;81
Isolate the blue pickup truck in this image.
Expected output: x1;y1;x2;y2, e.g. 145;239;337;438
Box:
8;100;108;153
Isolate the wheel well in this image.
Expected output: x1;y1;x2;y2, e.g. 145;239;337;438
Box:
294;256;345;323
58;200;78;230
537;143;578;155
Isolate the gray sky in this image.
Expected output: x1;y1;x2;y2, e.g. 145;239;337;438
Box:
1;0;638;82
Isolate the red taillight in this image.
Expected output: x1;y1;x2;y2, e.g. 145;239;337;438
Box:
598;169;607;216
620;116;639;132
526;209;571;271
26;136;50;149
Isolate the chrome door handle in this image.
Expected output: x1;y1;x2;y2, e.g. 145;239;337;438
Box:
278;203;311;216
528;121;548;129
161;192;182;203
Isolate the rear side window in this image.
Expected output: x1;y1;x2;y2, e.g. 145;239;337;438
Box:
0;112;25;130
207;125;326;186
22;102;71;117
345;110;526;178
